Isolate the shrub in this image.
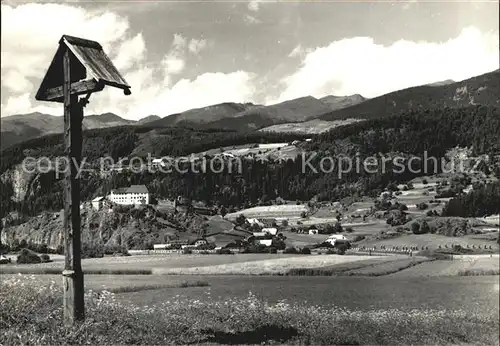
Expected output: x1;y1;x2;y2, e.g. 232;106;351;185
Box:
182;248;193;254
16;249;41;264
242;244;268;254
271;238;286;250
81;243;104;259
417;203;429;210
436;189;457;199
411;222;421;234
422;179;428;185
353;235;365;242
335;243;349;255
269;247;278;254
301;247;311;255
345;227;354;233
420;221;431;234
284;247;298;254
216;248;233;255
40;254;51;263
412;221;430;235
0;243;10;254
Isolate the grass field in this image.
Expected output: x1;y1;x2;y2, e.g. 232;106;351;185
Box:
0;273;210;293
2;275;498;345
225;204;308;220
151;254;389;275
0;253;304;275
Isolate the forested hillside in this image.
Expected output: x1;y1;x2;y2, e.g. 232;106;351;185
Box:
319;70;500;121
1;105;499;218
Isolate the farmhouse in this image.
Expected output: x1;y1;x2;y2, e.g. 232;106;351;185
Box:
153;240;189;250
109;185;150;205
325;234;347;245
151;157;173;168
91;196;105;211
247;218;264;227
153;244;170;250
252;232;270;238
258;239;273;247
192;239;209;247
262;227;278;235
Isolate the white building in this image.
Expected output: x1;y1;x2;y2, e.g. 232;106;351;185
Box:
309;229;319;235
258;239;273;247
247;218;264;227
262;227;278;235
325;234;347;245
91;196;105;211
109;185;150;205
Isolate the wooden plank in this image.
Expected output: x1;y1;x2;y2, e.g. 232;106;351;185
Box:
62;47;85;326
61;35;102;49
37;79;103;102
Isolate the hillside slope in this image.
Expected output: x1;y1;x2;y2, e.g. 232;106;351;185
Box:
319;69;500;121
147;102;256;127
320;94;367;109
205;96;334;131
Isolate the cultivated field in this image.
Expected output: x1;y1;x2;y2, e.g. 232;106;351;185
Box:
389;255;500;277
358;233;500;251
258;118;362;134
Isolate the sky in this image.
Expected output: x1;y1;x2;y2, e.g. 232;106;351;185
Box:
1;0;499;120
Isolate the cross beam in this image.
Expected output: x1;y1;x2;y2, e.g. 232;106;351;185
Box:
37;79;104;102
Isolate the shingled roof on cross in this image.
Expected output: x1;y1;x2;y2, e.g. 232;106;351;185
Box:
35;34;131;103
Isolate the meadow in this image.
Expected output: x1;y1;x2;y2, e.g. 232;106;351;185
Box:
0;253;304;275
1;275;499;345
225;204;308;220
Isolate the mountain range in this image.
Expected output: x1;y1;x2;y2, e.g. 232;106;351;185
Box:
1;69;498;149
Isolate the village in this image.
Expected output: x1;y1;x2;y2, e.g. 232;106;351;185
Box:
86;183;350;255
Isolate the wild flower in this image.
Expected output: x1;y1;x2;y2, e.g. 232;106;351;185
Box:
1;275;499;345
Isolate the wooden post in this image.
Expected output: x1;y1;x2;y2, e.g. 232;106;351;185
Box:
62;47;85;325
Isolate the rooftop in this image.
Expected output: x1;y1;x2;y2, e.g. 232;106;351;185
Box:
111;185;149;194
127;185;149;194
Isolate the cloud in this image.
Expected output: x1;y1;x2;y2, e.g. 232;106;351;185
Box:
1;4;256;120
248;1;261;12
288;44;313;59
91;71;257;119
171;33;187;52
188;38;207;54
113;33;147;71
162;56;186;76
244;14;261;25
2;70;33;93
274;26;499;103
401;0;418;11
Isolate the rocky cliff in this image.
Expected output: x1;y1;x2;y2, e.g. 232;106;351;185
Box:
1;204;207;250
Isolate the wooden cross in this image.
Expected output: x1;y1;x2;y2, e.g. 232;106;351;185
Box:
35;35;131;326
